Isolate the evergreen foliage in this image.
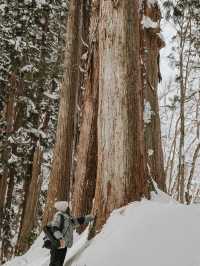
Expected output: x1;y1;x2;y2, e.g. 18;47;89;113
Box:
0;0;68;261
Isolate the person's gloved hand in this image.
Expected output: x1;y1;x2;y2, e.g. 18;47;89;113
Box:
59;239;65;249
85;214;94;224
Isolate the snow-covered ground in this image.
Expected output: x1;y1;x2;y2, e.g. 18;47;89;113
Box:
4;191;200;266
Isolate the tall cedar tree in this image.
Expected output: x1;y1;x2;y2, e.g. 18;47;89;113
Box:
72;0;98;219
42;0;84;225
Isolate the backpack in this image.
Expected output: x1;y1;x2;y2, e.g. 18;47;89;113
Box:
42;213;65;249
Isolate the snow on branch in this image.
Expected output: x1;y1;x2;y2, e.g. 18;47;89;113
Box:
147;0;158;8
20;64;38;73
0;4;6;14
81;51;88;61
43;92;59;100
8;153;19;164
25;128;47;139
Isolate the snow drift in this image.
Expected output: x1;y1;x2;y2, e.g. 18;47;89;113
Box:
4;191;200;266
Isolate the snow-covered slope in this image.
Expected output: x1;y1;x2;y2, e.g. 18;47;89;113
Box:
4;191;200;266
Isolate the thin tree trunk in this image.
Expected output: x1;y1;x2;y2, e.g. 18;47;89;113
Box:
43;0;83;225
0;168;15;262
93;0;148;231
177;35;185;203
0;75;18;262
167;124;180;194
0;80;16;227
186;143;200;204
16;144;43;254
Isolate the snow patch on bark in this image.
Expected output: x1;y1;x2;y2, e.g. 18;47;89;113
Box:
144;100;154;124
142;16;158;29
157;32;165;43
148;149;154;156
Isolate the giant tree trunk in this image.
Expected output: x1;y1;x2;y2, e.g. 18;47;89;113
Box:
43;0;83;225
93;0;148;231
16;144;43;254
142;1;166;191
72;1;99;218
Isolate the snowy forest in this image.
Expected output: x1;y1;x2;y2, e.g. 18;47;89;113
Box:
0;0;200;266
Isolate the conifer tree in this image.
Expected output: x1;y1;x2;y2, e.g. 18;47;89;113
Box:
0;0;68;260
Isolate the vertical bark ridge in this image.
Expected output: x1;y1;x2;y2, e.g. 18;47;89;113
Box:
43;0;84;225
71;0;99;219
141;0;166;191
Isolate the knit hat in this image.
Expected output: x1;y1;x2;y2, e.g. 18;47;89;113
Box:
54;201;69;212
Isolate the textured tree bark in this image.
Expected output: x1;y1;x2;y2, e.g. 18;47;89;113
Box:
92;0;148;231
43;0;83;225
70;0;91;190
0;76;18;262
141;1;166;191
72;0;99;218
0;2;68;261
0;81;16;228
16;144;43;254
0;168;15;262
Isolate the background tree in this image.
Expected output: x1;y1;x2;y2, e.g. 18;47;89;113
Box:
161;0;200;203
0;0;68;261
141;0;166;191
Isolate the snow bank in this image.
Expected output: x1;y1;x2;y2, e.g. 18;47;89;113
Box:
3;235;50;266
69;193;200;266
4;192;200;266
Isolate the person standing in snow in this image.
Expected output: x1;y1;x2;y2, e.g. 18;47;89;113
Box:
49;201;94;266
